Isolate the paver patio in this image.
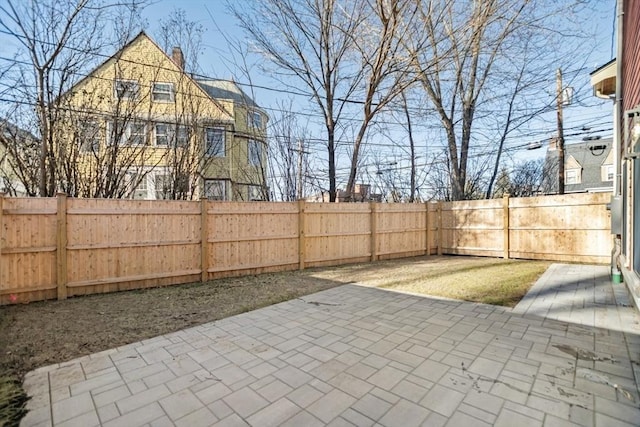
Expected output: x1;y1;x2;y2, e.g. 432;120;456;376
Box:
20;264;640;426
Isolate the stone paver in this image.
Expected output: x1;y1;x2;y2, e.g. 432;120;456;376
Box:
20;264;640;426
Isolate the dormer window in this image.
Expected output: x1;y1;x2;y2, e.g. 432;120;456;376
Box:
152;82;174;102
565;168;581;185
114;79;139;100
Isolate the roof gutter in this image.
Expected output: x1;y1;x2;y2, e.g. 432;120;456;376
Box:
615;0;624;197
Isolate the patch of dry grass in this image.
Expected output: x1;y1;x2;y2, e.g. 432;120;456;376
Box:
310;256;551;306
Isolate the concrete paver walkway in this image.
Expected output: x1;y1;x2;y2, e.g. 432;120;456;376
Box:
21;264;640;426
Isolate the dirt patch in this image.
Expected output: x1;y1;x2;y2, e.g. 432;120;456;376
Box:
0;255;551;423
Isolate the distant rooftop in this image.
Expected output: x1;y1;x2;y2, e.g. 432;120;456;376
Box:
195;78;260;109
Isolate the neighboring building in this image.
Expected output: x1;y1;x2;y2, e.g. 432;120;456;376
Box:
196;79;269;201
307;184;381;202
0;120;38;196
55;31;268;201
542;137;614;194
590;0;640;308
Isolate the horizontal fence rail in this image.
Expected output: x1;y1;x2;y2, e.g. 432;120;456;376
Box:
0;192;611;304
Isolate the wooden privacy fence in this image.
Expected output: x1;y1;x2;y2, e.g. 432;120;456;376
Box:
0;192;611;304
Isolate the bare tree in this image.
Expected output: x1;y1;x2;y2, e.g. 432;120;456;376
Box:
343;0;421;199
0;0;147;196
266;101;312;201
409;0;591;201
231;0;369;201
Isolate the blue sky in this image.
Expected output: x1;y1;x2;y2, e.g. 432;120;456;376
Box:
141;0;618;168
0;0;620;193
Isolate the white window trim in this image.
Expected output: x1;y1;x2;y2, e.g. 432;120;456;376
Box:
247;111;262;130
152;82;175;102
78;120;101;153
114;79;139;100
109;121;147;146
154;123;189;147
205;127;226;157
205;179;228;201
248;139;263;166
565;168;581;185
601;164;614;182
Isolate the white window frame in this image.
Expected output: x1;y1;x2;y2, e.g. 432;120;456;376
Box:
602;164;614;182
247;111;262;130
154;173;171;199
565;168;581;185
205;127;225;157
205;179;227;201
155;123;170;146
155;123;189;147
125;171;149;199
114;79;139;100
108;121;147;146
175;125;189;147
152;82;174;102
78;120;100;153
248;139;263;166
127;122;146;145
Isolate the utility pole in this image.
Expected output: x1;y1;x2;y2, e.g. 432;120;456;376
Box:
556;68;565;195
297;138;304;200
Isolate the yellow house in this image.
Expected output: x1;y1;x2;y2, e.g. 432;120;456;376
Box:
57;31;268;200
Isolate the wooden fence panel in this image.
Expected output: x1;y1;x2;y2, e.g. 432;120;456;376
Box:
376;203;427;259
441;199;504;257
508;193;611;263
0;193;612;305
207;202;299;278
0;198;57;303
304;203;371;267
65;199;201;296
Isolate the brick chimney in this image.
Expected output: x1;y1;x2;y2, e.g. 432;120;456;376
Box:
548;137;558;151
171;47;184;70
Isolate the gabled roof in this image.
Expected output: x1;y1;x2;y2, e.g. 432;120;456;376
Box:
63;31;233;121
543;137;613;193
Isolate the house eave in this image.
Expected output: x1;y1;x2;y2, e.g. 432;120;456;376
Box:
590;59;617;99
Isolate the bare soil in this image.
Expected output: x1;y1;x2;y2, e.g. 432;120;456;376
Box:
0;255;549;378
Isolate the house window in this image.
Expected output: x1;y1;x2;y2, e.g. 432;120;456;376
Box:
175;125;189;147
248;185;264;201
155;124;169;146
205;127;225;157
154;173;170;199
126;172;149;199
109;121;146;145
155;123;189;147
205;179;227;200
602;164;614;181
128;122;146;145
248;140;263;166
565;169;581;185
152;82;174;102
247;111;262;130
78;121;100;153
114;79;139;100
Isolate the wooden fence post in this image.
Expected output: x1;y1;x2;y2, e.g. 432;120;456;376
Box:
201;198;208;283
437;201;443;255
298;200;305;270
370;202;378;262
56;193;68;300
0;193;3;293
503;194;510;259
425;202;430;256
